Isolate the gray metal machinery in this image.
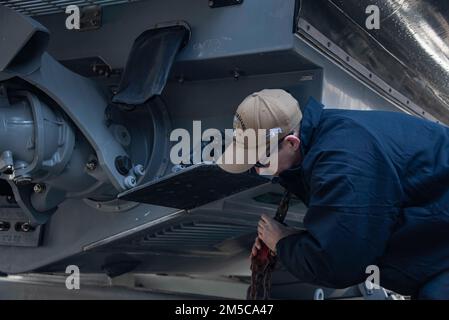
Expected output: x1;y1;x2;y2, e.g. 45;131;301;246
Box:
0;0;447;299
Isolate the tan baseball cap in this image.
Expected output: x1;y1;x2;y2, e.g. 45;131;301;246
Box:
217;89;302;174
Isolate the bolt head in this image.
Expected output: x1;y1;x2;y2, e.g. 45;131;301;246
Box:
6;195;15;204
20;223;33;232
86;160;98;171
124;175;137;188
0;221;10;231
134;165;145;176
33;184;45;193
3;165;14;175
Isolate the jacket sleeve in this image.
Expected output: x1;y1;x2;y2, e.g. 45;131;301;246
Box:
276;134;402;288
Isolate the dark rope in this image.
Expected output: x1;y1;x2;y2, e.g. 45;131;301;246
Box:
247;190;292;300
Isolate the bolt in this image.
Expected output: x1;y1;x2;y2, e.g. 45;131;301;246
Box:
0;221;10;231
133;165;145;177
3;165;14;175
124;175;137;189
86;160;98;171
20;223;33;232
209;0;214;6
233;69;240;80
33;184;45;194
6;195;15;204
171;164;185;173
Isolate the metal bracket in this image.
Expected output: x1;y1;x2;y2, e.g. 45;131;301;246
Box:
208;0;243;8
7;181;56;226
0;196;44;246
24;54;129;191
0;7;130;191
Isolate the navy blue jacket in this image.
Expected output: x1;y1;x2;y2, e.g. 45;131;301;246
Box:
276;97;449;298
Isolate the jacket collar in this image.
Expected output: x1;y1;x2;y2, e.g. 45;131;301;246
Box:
299;96;324;158
278;96;324;176
277;97;323;202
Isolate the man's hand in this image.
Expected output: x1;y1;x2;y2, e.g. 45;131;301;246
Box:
251;214;300;257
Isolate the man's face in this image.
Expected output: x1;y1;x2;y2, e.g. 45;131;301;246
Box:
255;135;301;176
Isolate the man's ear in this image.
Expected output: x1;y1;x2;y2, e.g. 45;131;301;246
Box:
284;135;301;151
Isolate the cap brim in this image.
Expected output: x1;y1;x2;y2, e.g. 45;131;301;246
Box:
216;131;282;174
217;140;255;174
217;162;255;174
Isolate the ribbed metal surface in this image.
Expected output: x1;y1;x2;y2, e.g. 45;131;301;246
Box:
0;0;138;16
135;221;254;250
298;0;449;124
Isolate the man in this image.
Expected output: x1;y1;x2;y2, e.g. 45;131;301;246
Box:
218;89;449;299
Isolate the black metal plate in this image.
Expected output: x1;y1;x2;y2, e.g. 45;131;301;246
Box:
209;0;244;8
118;164;268;210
